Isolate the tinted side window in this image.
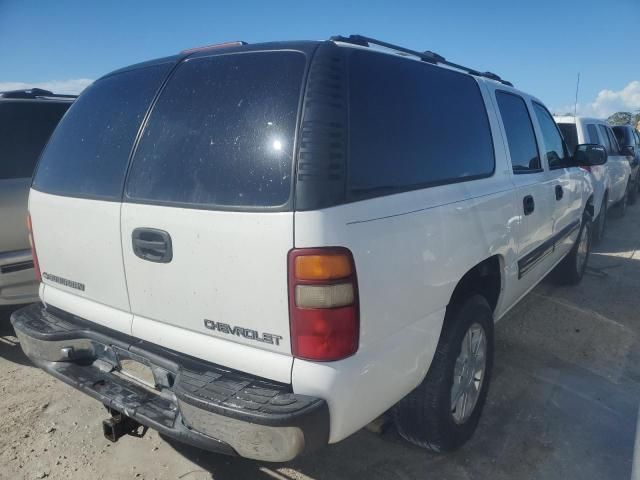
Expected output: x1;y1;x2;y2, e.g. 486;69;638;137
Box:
605;127;620;153
347;51;495;198
597;125;614;154
33;64;170;200
126;52;305;208
532;102;570;169
587;124;601;145
495;92;541;173
612;126;629;147
557;123;578;156
0;101;70;180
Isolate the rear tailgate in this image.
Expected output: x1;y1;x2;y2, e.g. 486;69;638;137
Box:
30;62;173;334
121;206;294;382
119;50;308;379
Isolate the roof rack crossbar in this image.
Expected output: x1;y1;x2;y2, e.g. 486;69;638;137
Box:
330;34;513;87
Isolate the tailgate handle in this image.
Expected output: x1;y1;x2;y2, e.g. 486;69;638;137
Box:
132;228;173;263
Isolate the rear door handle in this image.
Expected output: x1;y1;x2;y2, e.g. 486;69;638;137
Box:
523;195;535;216
132;228;173;263
555;185;564;200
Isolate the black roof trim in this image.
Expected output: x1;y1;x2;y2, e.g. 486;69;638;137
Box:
0;88;78;100
330;34;513;87
99;55;182;81
100;42;324;84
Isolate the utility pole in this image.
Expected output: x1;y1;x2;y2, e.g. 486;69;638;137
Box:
573;73;580;117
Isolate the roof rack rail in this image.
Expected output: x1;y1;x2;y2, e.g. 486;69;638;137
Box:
0;88;78;99
329;34;513;87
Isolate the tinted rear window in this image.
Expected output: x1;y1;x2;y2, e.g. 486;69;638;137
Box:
0;101;70;180
558;123;578;153
33;64;170;200
126;51;306;209
347;51;494;199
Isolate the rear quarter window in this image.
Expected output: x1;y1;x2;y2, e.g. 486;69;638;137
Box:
0;101;70;180
347;50;495;199
33;64;171;200
125;51;306;209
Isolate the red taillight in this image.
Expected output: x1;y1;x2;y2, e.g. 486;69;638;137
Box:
27;214;41;282
580;166;592;173
288;248;359;361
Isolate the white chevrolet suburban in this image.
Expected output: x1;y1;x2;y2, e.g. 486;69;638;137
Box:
12;35;604;462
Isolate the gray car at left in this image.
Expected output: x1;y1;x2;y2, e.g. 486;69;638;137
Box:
0;88;75;305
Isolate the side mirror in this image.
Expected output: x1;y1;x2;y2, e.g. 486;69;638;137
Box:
621;145;635;157
574;144;607;166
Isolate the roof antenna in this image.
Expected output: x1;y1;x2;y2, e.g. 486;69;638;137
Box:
573;73;580;117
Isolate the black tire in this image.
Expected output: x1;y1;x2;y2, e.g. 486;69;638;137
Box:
613;182;629;218
553;214;591;285
392;295;494;452
592;195;607;245
628;176;637;205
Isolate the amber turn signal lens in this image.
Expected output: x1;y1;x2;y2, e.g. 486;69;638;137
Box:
294;254;352;281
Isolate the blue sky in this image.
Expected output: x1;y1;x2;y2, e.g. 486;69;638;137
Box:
1;0;639;117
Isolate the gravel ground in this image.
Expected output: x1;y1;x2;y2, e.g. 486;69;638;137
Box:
1;203;639;480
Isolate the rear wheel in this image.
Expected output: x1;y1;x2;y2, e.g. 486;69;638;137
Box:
553;214;591;285
392;295;494;452
593;195;607;244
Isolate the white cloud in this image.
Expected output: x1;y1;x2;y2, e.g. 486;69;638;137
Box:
0;78;93;95
553;80;640;118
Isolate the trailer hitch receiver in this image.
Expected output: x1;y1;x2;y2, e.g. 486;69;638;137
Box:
102;408;148;442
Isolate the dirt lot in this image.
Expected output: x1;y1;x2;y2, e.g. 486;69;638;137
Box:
2;205;640;480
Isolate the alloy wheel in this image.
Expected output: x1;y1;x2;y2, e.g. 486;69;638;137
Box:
451;323;487;424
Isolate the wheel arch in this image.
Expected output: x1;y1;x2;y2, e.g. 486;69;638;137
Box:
447;255;503;318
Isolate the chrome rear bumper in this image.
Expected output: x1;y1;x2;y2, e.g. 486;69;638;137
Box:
11;303;329;462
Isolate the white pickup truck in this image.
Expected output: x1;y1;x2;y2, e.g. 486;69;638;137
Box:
555;115;632;242
12;35;603;462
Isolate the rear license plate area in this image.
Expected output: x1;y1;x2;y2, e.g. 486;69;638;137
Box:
113;349;157;391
